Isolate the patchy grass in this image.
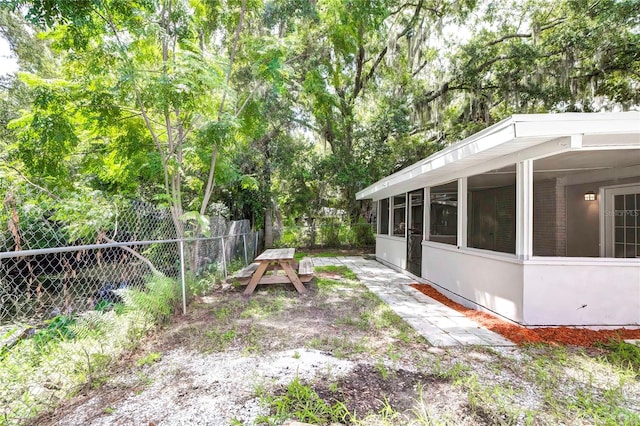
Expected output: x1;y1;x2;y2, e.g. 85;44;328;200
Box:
597;339;640;376
135;352;162;367
256;376;352;425
19;256;640;426
295;251;353;260
293;248;373;261
315;265;358;280
239;293;289;318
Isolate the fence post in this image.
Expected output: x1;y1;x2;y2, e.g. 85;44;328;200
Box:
179;240;187;315
254;232;258;257
220;236;228;278
242;234;248;266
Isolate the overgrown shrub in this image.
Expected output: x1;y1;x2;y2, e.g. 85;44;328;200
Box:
125;274;180;325
272;219;375;249
352;219;375;247
319;218;341;247
273;227;304;248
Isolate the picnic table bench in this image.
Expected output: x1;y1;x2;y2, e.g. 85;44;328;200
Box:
234;248;313;296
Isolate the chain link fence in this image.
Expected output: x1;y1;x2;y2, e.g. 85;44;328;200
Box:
0;197;259;326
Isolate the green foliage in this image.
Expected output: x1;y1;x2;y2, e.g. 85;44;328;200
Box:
0;271;175;424
180;211;212;238
567;387;640;425
273;227;305;248
125;275;180;325
32;315;76;351
597;340;640;376
319;218;341;248
351;218;375;247
8;75;80;186
4;0;640;241
274;221;374;249
95;300;125;314
257;376;351;424
410;0;640;143
314;265;357;280
187;265;224;298
136;351;162;367
51;189;122;242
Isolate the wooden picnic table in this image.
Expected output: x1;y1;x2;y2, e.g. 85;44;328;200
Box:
242;248;308;296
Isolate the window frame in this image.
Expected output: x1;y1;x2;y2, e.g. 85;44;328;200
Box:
392;194;407;238
378;198;390;235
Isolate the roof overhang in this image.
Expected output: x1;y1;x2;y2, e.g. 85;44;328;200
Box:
356;112;640;201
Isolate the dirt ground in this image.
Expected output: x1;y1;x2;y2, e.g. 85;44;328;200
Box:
29;267;640;426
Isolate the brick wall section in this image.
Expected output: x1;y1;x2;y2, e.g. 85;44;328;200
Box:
533;179;559;256
555;180;567;256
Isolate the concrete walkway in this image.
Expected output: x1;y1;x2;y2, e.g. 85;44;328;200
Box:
311;256;515;347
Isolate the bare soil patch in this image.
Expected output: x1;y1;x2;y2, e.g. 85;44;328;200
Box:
313;365;445;415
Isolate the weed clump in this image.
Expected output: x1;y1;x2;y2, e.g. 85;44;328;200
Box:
257;376;351;424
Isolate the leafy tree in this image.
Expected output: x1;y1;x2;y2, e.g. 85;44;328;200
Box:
3;0;639;247
286;0;477;221
410;0;640;142
6;0;255;241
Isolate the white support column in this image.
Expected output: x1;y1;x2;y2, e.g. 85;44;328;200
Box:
516;160;534;259
387;197;392;236
405;193;409;239
424;187;430;241
457;178;467;248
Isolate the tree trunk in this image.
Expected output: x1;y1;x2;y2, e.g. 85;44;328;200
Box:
264;202;273;248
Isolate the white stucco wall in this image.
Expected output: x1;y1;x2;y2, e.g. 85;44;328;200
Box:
375;237;640;327
375;235;406;270
421;242;524;323
522;260;640;326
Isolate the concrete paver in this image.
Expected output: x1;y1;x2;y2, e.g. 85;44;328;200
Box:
312;256;515;347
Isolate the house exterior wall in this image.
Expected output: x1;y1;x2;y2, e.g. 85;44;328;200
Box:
375;235;406;270
417;244;640;326
421;242;524;323
373;164;640;327
522;260;640;326
566;177;639;257
566;182;601;257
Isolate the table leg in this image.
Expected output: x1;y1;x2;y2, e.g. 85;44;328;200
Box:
281;262;307;294
243;261;269;296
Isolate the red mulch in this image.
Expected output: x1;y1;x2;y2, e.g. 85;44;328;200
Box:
410;284;640;347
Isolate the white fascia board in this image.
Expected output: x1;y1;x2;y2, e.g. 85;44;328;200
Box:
356;117;516;199
511;111;640;123
582;133;640;148
356;111;640;201
455;137;570;179
513;112;640;138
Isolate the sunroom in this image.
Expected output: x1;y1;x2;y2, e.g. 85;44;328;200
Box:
357;112;640;327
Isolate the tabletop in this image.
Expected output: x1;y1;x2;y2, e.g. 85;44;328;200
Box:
254;248;295;261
